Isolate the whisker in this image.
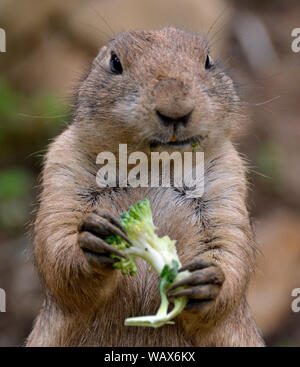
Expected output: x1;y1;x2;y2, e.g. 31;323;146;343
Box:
79;21;111;41
245;95;280;107
89;4;116;38
206;8;230;39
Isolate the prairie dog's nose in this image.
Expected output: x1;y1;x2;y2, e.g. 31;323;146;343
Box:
156;109;193;127
154;77;193;126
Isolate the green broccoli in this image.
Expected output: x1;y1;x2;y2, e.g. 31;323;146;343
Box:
192;142;199;152
105;198;190;328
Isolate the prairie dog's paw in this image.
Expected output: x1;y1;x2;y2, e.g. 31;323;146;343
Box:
78;210;131;268
168;259;225;311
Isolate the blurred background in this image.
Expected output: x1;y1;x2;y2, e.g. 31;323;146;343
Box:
0;0;299;347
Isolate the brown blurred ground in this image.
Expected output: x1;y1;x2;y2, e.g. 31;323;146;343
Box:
0;0;299;346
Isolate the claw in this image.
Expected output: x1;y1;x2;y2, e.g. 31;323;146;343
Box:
169;273;200;290
80;213;133;246
168;284;220;300
93;210;126;234
78;231;126;259
169;266;224;290
178;259;213;272
84;251;119;266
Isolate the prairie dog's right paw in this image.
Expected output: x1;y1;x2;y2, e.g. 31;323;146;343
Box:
78;210;131;268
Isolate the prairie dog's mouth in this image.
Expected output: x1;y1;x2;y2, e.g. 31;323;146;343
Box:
149;135;205;148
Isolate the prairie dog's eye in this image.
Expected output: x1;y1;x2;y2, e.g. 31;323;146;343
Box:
110;53;123;74
205;55;213;70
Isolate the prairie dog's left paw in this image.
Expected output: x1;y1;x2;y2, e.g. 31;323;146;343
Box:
168;259;225;310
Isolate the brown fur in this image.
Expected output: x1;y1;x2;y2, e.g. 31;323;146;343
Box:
26;28;264;346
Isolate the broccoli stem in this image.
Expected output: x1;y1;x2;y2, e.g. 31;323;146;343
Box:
125;241;166;275
124;269;190;328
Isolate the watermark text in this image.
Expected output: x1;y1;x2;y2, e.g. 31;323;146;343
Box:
96;144;204;198
291;288;300;312
0;28;6;53
0;288;6;312
291;28;300;53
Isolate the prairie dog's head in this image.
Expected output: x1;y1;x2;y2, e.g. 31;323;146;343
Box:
76;27;240;154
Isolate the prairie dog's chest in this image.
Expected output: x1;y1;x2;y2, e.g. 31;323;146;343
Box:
100;186;196;217
94;185;201;249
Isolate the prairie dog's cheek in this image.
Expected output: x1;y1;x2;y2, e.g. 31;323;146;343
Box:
112;93;150;125
112;100;139;124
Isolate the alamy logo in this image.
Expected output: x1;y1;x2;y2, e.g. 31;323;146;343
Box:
96;144;204;198
0;288;6;312
0;28;6;53
291;288;300;312
291;28;300;53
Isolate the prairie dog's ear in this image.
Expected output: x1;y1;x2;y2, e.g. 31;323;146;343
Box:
93;45;108;66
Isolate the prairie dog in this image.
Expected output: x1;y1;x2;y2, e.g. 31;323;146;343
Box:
26;28;264;346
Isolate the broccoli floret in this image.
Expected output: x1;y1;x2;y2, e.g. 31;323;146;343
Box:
105;198;190;328
105;235;137;276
